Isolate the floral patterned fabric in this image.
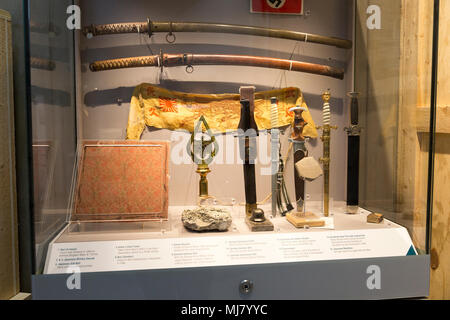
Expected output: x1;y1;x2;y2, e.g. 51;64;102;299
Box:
73;140;169;222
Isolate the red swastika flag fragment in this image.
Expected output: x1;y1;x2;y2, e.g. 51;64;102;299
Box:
251;0;303;15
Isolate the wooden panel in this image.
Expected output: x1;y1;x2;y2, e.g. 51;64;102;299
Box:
416;106;450;134
437;0;450;107
359;0;450;299
404;0;450;300
0;9;19;300
429;134;450;299
429;0;450;300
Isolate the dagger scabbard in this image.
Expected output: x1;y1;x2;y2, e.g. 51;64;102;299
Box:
347;135;360;206
89;53;345;80
346;92;361;208
82;21;353;50
238;86;259;217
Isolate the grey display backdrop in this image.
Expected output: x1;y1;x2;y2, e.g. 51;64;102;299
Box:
78;0;354;206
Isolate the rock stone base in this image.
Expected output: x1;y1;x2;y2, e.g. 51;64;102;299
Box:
182;207;232;232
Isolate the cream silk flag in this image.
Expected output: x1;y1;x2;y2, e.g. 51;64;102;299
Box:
126;84;318;139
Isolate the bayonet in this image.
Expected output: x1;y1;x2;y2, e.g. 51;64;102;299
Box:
238;87;273;232
270;97;293;217
270;97;280;216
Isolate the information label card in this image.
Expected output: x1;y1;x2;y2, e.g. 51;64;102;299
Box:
44;228;416;274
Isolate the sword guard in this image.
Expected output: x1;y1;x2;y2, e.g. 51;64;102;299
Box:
344;125;362;136
289;106;307;113
317;125;338;131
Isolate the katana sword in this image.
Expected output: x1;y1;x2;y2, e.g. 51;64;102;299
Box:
289;106;309;214
30;21;60;36
82;20;352;49
30;57;56;71
89;53;345;80
345;92;361;213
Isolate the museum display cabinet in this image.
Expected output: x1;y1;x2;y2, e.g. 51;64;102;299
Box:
6;0;440;299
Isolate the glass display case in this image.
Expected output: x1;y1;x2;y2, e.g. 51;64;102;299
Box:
8;0;439;299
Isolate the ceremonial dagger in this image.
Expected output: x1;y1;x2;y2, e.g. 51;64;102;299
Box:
238;87;273;232
286;105;325;228
289;106;309;214
318;91;337;217
89;53;345;80
82;20;352;50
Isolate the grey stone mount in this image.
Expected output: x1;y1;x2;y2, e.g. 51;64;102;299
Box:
182;207;232;232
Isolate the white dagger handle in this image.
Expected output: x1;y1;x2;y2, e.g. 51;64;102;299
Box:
323;101;331;126
270;97;279;128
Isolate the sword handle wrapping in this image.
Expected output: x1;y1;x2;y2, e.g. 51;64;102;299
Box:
348;92;359;126
350;96;359;126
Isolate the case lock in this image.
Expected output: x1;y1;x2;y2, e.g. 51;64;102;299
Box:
239;280;254;295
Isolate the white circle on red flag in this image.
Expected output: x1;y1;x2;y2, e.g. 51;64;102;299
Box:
266;0;286;9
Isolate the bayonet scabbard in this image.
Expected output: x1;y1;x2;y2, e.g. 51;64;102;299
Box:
238;87;259;217
346;92;361;208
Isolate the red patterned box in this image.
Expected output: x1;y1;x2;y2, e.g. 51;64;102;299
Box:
251;0;303;15
72;141;169;222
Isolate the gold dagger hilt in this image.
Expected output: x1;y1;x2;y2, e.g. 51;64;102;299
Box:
317;90;337;217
